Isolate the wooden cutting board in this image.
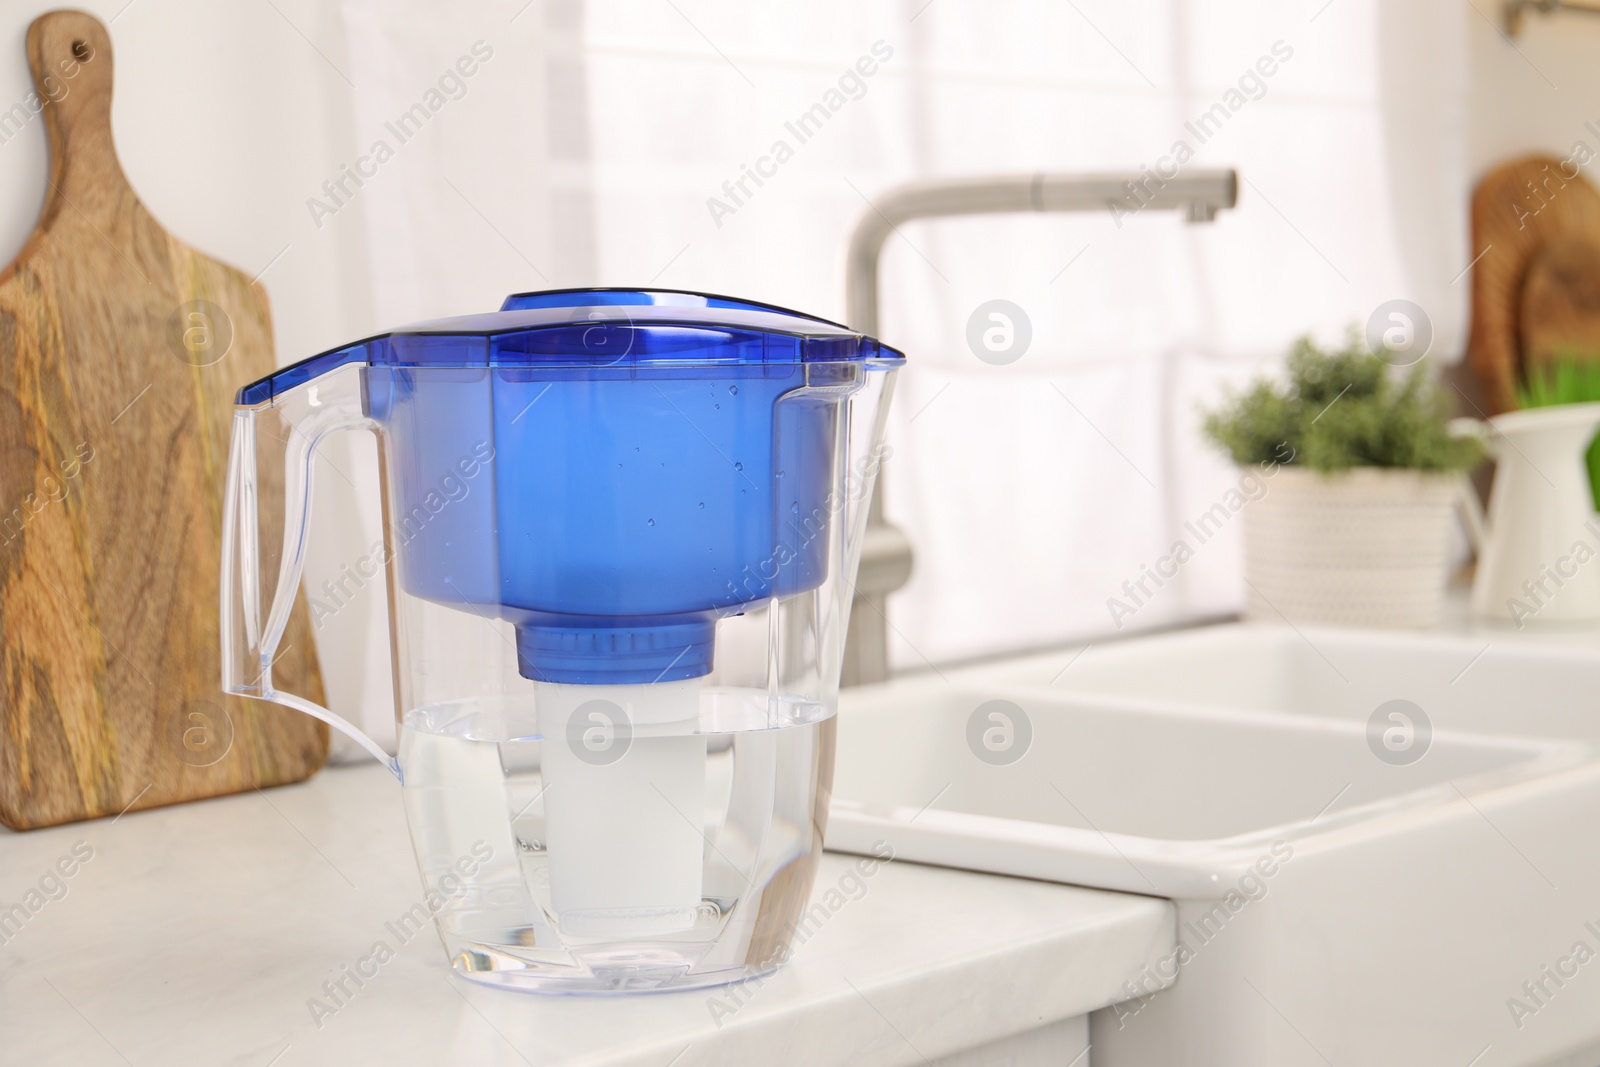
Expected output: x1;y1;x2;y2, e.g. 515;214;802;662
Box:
1467;155;1600;413
1521;235;1600;371
0;10;327;830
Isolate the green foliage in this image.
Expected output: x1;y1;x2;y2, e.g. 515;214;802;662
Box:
1517;353;1600;511
1201;331;1484;473
1518;354;1600;408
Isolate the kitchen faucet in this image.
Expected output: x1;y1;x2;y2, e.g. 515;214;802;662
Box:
840;168;1240;685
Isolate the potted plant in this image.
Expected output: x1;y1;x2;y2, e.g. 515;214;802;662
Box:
1202;332;1484;628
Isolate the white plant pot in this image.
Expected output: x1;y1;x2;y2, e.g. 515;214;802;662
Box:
1241;466;1460;629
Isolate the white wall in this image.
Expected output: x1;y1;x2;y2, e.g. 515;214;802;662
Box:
1467;2;1600;175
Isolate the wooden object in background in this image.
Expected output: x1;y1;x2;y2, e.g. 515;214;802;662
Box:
1467;155;1600;413
1521;235;1600;371
0;10;327;830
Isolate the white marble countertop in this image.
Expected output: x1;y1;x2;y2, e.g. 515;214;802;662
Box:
1434;582;1600;648
0;762;1175;1067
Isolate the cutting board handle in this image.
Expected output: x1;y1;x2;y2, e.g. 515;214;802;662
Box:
27;10;127;225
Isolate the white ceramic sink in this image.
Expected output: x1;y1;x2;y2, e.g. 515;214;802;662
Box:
828;623;1600;1066
829;671;1569;899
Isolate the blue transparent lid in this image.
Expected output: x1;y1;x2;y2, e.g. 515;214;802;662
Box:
237;288;904;405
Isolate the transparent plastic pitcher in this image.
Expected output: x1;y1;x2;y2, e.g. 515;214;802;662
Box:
220;289;902;993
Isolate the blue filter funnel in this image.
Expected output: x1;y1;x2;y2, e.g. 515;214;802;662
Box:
237;289;904;686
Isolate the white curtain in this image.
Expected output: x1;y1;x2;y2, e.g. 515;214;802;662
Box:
319;0;1469;752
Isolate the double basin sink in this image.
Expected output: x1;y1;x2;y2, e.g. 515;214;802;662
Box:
828;624;1600;1066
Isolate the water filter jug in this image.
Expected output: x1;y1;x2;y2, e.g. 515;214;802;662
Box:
221;289;903;992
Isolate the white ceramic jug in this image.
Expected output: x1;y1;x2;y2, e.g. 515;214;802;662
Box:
1464;402;1600;625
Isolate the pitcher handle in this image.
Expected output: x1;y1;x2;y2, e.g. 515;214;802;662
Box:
220;362;401;778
